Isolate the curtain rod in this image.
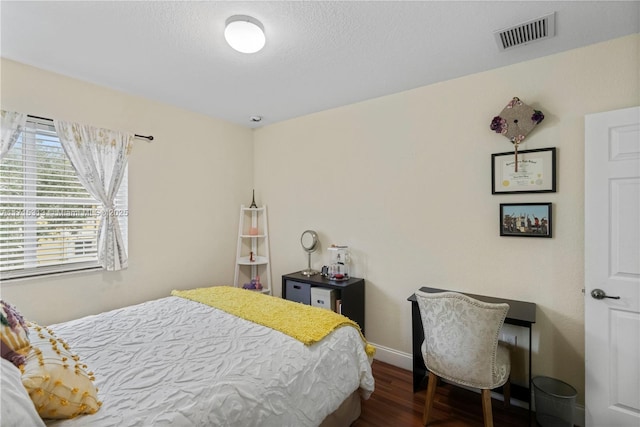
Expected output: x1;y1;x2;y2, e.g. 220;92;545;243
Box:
26;114;154;142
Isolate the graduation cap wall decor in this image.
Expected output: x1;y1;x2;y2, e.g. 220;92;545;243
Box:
490;97;544;171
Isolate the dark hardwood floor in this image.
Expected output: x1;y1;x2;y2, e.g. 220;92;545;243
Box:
353;360;533;427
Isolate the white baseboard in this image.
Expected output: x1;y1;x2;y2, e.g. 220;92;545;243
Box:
369;341;413;371
369;342;585;427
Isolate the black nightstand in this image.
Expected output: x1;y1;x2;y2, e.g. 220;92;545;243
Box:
282;271;365;335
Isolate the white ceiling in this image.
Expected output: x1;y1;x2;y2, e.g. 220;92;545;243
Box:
1;1;638;129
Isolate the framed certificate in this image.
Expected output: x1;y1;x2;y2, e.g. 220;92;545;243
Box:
492;147;556;194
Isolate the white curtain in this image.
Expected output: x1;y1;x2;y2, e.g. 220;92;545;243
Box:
54;120;134;271
0;110;27;159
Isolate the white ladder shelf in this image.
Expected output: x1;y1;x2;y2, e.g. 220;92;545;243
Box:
234;205;271;295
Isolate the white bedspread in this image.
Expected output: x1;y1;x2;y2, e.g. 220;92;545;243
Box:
44;296;374;427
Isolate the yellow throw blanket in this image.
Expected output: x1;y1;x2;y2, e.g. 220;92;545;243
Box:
171;286;375;357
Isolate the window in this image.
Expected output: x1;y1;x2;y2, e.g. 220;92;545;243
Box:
0;117;128;280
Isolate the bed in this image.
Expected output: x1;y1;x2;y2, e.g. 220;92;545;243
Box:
1;286;375;427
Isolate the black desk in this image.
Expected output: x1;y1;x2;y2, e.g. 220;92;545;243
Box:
407;287;536;403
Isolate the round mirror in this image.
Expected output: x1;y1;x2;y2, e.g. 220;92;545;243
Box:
300;230;318;253
300;230;319;276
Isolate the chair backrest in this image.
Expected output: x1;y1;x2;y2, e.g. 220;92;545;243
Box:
415;290;509;389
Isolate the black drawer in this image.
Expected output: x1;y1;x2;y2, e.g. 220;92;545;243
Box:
285;280;311;305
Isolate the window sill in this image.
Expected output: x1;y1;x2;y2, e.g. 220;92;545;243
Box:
0;265;104;284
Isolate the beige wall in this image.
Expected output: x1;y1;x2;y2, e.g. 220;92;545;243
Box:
0;58;254;324
254;34;640;404
1;35;638;406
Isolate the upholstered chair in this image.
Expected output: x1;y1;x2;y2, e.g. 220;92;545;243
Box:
415;290;511;427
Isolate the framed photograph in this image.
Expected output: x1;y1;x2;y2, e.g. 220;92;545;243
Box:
500;203;552;238
492;147;556;194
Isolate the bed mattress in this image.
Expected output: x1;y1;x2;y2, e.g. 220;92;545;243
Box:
44;296;374;427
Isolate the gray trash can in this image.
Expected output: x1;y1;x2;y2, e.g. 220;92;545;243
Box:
532;376;577;427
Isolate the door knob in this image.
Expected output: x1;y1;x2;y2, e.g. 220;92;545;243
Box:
590;289;620;300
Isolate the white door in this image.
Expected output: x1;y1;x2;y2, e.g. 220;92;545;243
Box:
585;106;640;426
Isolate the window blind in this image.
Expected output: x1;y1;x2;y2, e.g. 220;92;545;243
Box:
0;117;128;279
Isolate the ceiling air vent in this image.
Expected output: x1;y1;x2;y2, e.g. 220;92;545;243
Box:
494;12;556;51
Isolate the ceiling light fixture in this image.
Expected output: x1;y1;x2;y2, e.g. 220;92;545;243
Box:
224;15;265;54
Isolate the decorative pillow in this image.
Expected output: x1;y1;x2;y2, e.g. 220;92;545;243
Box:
21;322;101;419
1;300;30;367
1;358;46;427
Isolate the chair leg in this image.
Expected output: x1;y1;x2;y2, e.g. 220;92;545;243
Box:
503;376;511;408
481;389;494;427
423;371;438;426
